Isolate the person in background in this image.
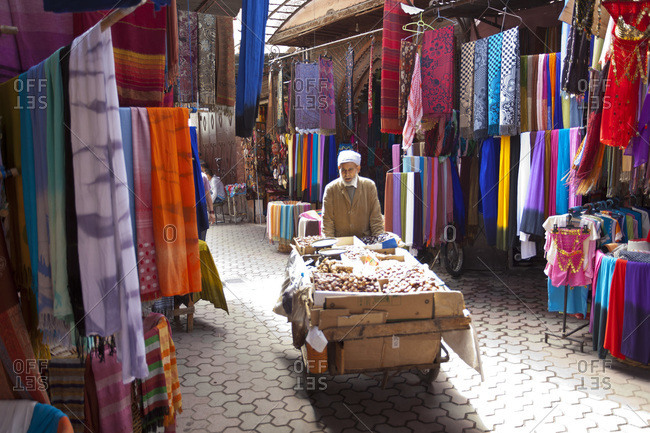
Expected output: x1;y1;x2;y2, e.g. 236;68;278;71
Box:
201;163;215;231
322;150;384;238
209;168;226;205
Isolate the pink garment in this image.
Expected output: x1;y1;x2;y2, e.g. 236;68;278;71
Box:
547;228;591;287
402;53;422;150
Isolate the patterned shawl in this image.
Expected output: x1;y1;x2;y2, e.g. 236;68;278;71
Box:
487;32;503;137
459;41;476;140
73;2;167;107
398;39;417;127
380;0;410;134
198;13;216;107
499;27;520;136
295;62;320;133
177;10;198;103
345;47;355;132
421;26;455;121
157;319;182;427
368;39;374;126
215;15;235;107
69;25;147;380
473;38;489;140
132;108;162;302
140;313;170;432
319;56;336;135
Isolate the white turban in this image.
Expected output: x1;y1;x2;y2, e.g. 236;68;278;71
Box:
337;150;361;167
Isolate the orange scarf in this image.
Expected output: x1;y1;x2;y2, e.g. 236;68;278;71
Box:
147;107;201;296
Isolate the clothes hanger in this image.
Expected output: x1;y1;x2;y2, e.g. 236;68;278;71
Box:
432;8;456;26
477;0;524;32
402;12;435;34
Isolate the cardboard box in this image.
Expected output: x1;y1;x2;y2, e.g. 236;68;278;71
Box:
335;333;440;373
318;309;351;329
433;291;465;317
324;293;434;321
336;311;387;327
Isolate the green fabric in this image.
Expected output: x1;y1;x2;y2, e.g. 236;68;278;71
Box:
45;50;73;323
195;240;229;313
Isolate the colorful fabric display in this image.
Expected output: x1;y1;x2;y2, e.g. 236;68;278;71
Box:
520;131;546;237
486;33;503;137
295;61;320;133
319;56;336;135
499;27;520;136
496;137;510;251
48;357;86;433
473;38;489;140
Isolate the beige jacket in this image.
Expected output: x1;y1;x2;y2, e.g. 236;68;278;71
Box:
322;176;384;238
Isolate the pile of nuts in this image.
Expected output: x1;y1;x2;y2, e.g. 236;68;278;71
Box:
376;264;441;293
313;273;381;293
293;236;325;251
342;246;377;262
317;259;353;274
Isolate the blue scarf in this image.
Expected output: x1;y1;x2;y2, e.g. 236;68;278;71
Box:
119;108;136;240
235;0;269;137
487;33;503;136
479;137;500;246
190;126;209;235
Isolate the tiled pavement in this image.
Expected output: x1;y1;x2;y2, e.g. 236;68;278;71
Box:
172;223;650;432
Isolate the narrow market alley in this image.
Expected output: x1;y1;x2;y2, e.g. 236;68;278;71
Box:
173;223;650;433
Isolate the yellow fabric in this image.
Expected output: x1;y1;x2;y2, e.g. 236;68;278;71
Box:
194;240;228;313
496;136;510;251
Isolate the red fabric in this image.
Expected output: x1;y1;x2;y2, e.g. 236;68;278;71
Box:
421;26;455;120
600;35;649;149
603;259;627;359
380;0;410;134
73;2;167;107
603;1;650;33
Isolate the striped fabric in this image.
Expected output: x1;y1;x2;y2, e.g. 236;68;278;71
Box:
73;2;167;107
157;319;181;427
141;314;169;432
48;357;85;433
91;349;133;433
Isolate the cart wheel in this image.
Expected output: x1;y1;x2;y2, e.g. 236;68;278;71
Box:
442;242;464;278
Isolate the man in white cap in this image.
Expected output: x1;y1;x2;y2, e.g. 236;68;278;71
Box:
322;150;384;238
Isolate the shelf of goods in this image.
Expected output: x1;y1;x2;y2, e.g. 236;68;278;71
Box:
287;236;482;384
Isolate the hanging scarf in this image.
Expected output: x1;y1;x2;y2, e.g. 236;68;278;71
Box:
44;50;74;326
197;240;228;312
479;137;500;246
345;46;354;132
520;55;528;132
459;41;476;140
528;55;537;131
277;66;284;130
147;107;201;297
319;56;336;135
141;314;169;432
496;136;510;251
157;318;182;426
561;23;591;95
70;24;147;380
506;136;520;248
91;349;133;433
487;32;503;136
235;0;269;137
421;26;455;123
380;0;410;134
132;108;162;302
517;132;531;234
402;53;422;150
574;64;609;194
520;131;547;237
536;55;546;132
176;10;198;103
197;13;216;107
499;27;520;136
295;62;320;133
568;127;583;208
627;88;650;167
215;15;235;107
549;130;559;216
556;128;571;215
398;39;417;127
544;131;552;217
48;358;85;433
190;126;209;236
73;2;167;107
368;38;374;126
473;38;489;140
